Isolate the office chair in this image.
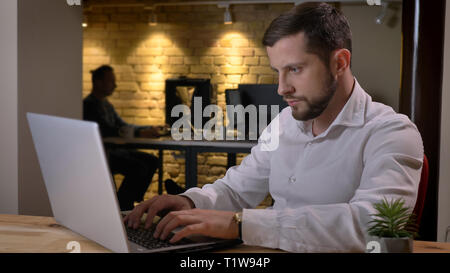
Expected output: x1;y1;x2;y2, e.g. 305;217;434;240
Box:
413;155;429;226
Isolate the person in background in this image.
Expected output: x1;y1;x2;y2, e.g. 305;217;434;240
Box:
84;65;163;210
124;3;423;252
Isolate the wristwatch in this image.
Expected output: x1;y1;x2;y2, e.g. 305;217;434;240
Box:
233;212;243;240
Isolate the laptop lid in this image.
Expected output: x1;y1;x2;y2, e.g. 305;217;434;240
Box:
27;113;130;253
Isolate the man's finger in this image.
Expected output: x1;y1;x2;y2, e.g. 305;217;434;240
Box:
144;198;169;229
159;214;199;240
128;197;158;228
154;209;194;237
169;223;206;243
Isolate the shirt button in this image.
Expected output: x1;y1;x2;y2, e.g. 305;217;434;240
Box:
289;176;296;183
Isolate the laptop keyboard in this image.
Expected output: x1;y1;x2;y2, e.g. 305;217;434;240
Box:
125;223;192;250
122;214;242;252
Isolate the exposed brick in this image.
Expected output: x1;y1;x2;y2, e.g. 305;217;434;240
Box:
184;57;200;65
134;65;160;73
241;74;258;84
211;75;227;84
223;48;254;56
227;56;243;65
231;39;249;48
259;56;270;65
160;65;190;74
144;38;173;48
83;47;106;56
169;56;184;65
249;66;275;75
136;48;164;56
163;47;193;56
141;82;165;92
214;56;227;65
119;72;136;81
153;56;169;65
189;40;204;48
119;23;135;31
244;57;259;66
116;81;139;92
190;65;216;74
83;56;110;64
199;56;213;65
258;75;276;84
227;75;242;84
220;66;249;74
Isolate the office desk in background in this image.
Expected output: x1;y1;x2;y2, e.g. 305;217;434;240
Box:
103;137;257;194
1;214;450;253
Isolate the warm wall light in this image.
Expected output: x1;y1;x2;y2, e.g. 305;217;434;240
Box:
223;5;232;24
82;14;88;28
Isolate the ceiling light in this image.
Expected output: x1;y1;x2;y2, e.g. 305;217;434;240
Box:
148;11;157;26
224;5;232;25
375;1;388;24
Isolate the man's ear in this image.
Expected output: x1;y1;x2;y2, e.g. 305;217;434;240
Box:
330;49;351;77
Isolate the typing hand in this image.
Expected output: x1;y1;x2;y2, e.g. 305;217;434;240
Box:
153;209;239;243
123;194;194;230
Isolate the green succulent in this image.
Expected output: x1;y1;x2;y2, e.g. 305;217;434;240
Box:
367;197;419;238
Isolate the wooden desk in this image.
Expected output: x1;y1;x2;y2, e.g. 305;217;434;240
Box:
1;214;449;253
103;137;257;193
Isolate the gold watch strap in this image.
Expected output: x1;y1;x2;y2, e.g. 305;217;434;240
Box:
234;212;243;239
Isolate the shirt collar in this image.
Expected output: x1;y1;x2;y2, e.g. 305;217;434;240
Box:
296;78;367;133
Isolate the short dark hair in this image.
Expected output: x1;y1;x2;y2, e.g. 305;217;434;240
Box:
262;2;352;66
91;65;114;83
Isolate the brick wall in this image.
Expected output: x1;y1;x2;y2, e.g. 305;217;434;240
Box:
83;2;292;202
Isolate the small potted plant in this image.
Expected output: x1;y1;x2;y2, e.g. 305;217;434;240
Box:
367;197;419;253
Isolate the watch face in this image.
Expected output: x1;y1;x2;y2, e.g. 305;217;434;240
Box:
234;212;242;223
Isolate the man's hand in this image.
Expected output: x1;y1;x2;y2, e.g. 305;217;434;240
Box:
138;124;171;138
123;194;194;230
123;195;240;243
154;209;239;243
138;127;161;138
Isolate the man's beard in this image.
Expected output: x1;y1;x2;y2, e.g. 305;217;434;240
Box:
289;73;338;121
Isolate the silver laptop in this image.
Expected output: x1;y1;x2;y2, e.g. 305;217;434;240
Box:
27;112;241;253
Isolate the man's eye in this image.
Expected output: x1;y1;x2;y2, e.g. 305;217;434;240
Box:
289;67;301;73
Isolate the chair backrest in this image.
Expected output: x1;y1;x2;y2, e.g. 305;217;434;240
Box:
413;155;429;226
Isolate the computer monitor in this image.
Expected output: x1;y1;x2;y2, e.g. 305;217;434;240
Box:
165;78;212;131
226;84;287;139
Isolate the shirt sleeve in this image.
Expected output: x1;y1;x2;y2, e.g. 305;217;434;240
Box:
182;116;424;253
180;111;279;210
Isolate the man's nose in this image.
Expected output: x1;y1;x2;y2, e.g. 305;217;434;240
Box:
277;76;293;96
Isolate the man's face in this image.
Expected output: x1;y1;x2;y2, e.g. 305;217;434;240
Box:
95;70;117;97
266;32;337;121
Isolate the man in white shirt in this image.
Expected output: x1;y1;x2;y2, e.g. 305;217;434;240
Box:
124;2;423;252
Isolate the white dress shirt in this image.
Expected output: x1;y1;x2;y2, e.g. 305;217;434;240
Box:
181;79;424;252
